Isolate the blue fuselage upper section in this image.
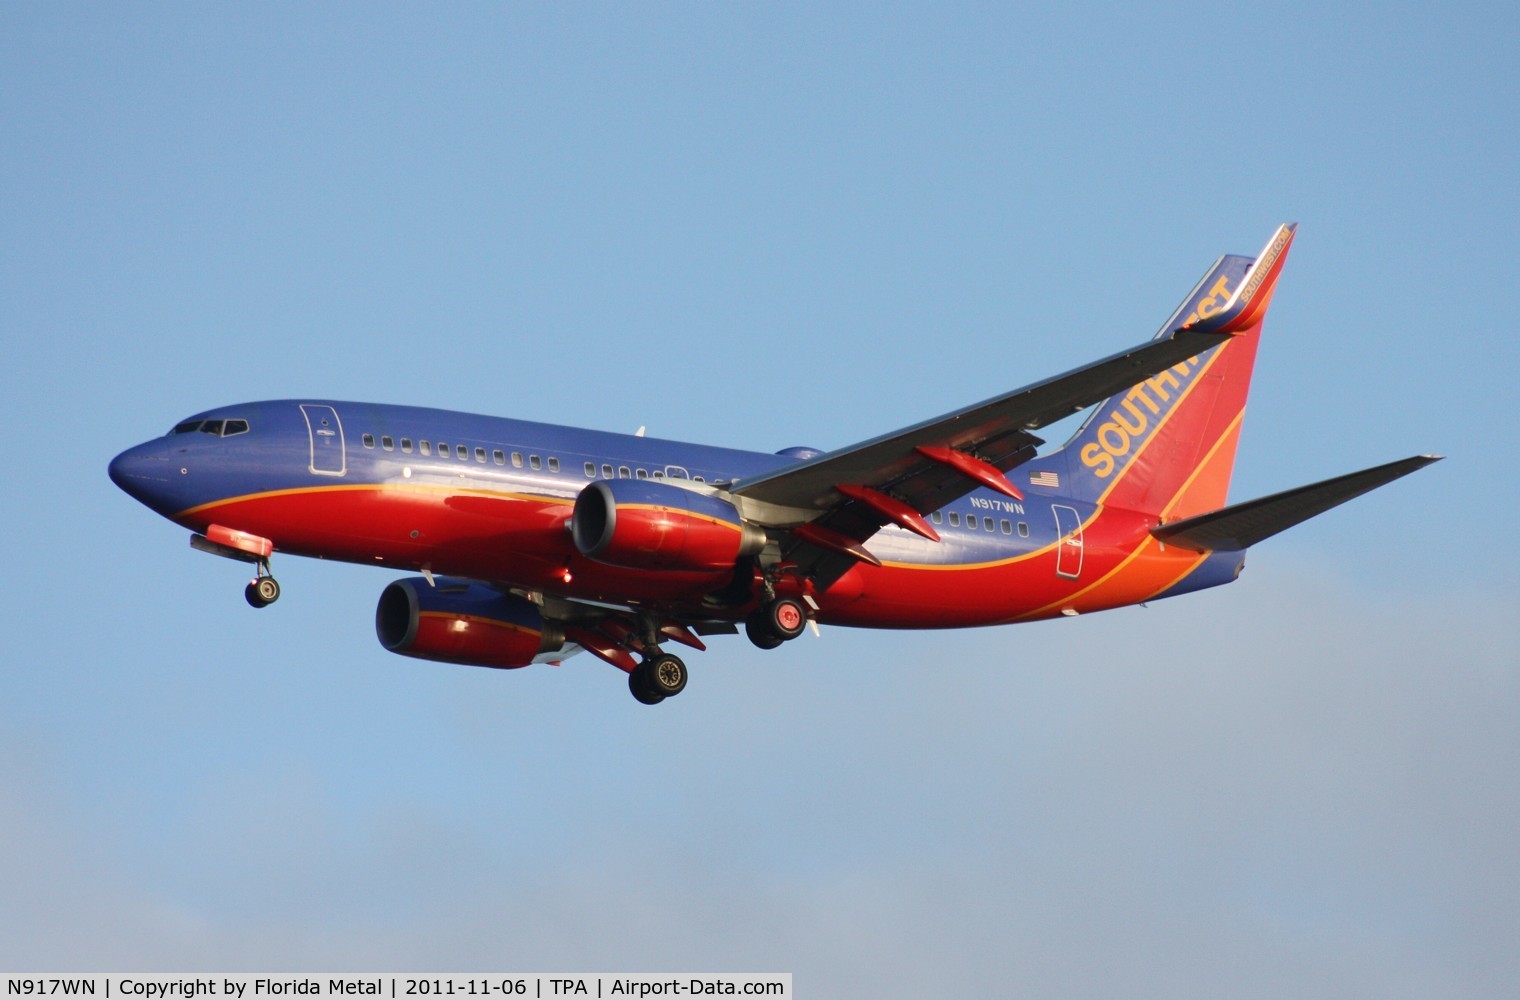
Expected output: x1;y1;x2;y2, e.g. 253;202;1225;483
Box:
109;398;799;518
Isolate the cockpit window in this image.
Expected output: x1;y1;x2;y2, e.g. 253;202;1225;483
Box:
170;418;249;437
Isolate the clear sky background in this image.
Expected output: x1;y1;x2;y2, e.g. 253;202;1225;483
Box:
3;3;1517;995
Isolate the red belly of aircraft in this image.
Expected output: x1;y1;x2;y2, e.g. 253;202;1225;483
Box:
177;486;737;606
178;485;1208;630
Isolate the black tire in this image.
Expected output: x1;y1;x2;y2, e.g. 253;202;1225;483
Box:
245;580;270;608
647;653;688;697
254;577;281;605
745;610;785;650
766;597;807;641
628;667;665;705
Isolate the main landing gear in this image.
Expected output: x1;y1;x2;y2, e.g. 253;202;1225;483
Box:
623;615;692;705
745;596;807;650
244;559;281;608
628;652;688;705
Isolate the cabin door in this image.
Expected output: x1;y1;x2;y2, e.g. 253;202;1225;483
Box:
1052;504;1084;580
300;404;347;477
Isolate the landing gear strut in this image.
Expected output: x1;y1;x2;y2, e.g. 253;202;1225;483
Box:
244;559;281;608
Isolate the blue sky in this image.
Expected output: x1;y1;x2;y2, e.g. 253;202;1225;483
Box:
3;3;1517;995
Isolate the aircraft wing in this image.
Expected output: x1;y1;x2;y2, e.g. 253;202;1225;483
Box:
733;327;1229;516
729;329;1227;581
729;223;1297;584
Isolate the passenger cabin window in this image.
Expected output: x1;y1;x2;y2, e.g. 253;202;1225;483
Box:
931;511;942;524
401;438;413;453
636;468;648;479
547;457;559;472
381;436;394;451
456;445;468;460
511;452;524;468
618;466;631;478
602;464;614;478
420;441;431;456
984;517;995;532
1018;522;1029;537
693;475;705;483
1000;519;1012;535
437;442;448;456
493;450;505;465
530;455;542;470
948;512;960;527
362;434;375;448
475;447;486;463
652;470;664;479
584;462;596;477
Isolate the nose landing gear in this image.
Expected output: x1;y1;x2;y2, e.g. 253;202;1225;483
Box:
191;525;282;608
244;563;281;608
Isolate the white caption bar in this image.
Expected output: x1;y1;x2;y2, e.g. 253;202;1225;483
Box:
3;977;791;1000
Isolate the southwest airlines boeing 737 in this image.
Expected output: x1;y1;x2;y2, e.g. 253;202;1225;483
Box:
110;225;1437;703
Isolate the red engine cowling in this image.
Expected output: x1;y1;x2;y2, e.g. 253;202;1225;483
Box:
376;577;564;669
571;479;765;571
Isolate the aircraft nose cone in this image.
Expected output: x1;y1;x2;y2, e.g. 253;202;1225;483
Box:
109;440;172;509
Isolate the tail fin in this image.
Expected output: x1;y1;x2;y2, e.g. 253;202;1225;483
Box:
1056;224;1297;519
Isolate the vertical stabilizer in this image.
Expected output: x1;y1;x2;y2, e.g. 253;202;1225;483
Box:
1055;224;1296;519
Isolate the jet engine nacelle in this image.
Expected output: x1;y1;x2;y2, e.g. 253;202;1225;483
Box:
571;479;765;571
376;577;564;669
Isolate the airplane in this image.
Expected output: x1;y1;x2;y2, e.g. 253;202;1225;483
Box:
109;224;1439;704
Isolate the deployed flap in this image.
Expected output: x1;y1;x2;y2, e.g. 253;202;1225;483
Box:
1151;455;1441;552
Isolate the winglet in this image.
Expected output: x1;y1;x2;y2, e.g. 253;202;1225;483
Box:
1181;223;1297;335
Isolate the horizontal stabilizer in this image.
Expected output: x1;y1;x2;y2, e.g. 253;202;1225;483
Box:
1151;455;1442;552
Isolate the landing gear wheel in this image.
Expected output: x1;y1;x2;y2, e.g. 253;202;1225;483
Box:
647;653;688;698
628;667;666;705
245;577;280;608
745;611;785;650
765;597;807;640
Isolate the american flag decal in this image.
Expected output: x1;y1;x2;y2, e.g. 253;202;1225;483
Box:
1029;470;1060;488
